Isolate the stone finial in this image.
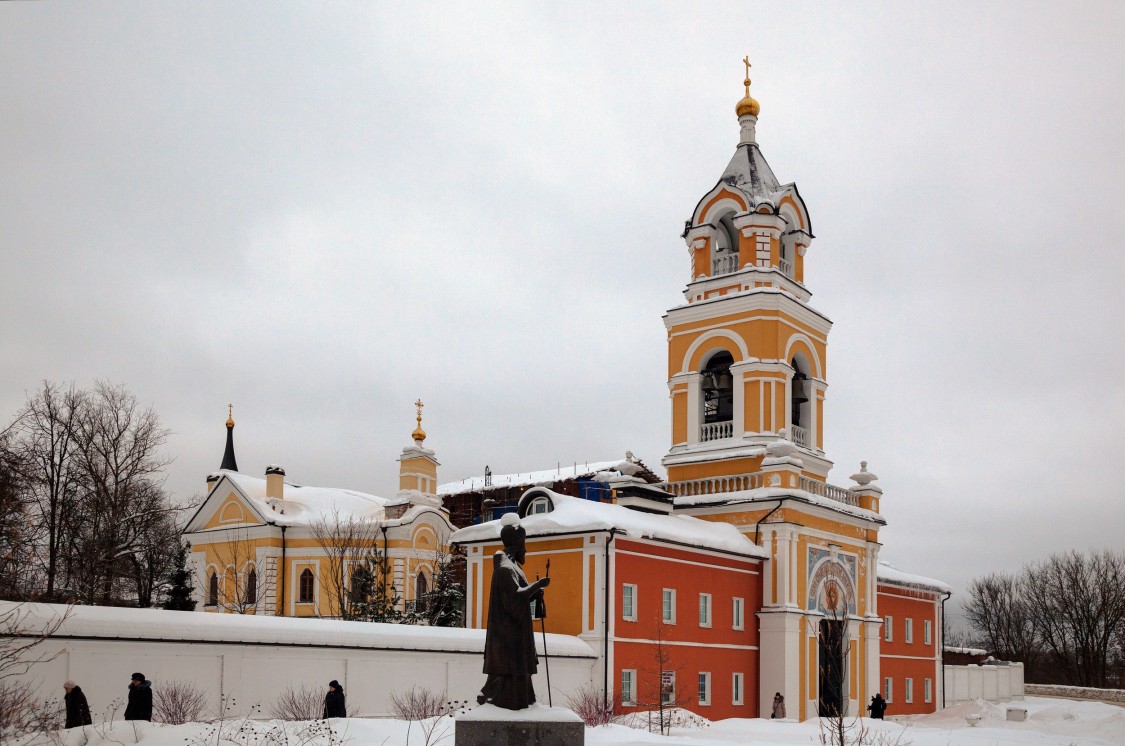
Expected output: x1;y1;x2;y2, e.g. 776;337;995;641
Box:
850;461;879;486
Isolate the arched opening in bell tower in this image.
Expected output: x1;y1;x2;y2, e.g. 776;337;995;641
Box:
711;212;740;276
790;355;811;447
701;351;734;441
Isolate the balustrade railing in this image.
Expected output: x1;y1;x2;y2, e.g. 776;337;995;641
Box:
799;476;859;506
779;258;793;278
712;255;739;276
669;471;764;497
700;420;733;442
790;424;809;448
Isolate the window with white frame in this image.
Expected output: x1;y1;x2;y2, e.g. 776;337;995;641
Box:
884;677;893;703
884;615;893;642
527;496;551;514
732;672;745;705
622;584;637;621
905;618;914;644
924;619;932;645
698;672;711;705
662;588;676;624
924;678;933;703
733;597;745;630
661;671;675;705
699;593;712;627
905;678;914;703
621;669;636;706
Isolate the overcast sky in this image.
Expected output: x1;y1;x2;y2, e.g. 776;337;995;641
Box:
2;2;1122;615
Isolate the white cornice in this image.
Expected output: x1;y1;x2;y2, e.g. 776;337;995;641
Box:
664;288;832;335
679;267;813;304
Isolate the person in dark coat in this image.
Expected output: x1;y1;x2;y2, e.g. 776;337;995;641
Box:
476;513;550;710
323;680;346;719
124;673;153;721
771;692;786;719
868;692;888;719
63;681;92;728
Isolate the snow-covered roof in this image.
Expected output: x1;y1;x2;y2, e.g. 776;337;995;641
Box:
877;561;952;594
451;488;768;559
215;470;390;527
675;485;885;524
721;143;785;202
0;601;597;659
438;459;643;496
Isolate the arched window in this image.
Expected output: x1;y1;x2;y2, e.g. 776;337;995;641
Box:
246;568;257;605
207;573;218;607
702;351;738;438
298;568;315;604
415;571;429;612
712;212;740;276
527;496;551;515
790;357;811;446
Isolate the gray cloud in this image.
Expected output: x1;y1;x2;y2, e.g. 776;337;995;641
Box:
3;2;1122;617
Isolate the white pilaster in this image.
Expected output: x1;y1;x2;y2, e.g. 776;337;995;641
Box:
686;372;702;445
757;608;802;718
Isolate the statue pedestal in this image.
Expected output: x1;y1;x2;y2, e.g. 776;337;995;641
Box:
455;704;585;746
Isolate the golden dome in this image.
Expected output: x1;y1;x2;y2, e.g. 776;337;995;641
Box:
226;403;235;428
412;398;426;443
736;57;760;118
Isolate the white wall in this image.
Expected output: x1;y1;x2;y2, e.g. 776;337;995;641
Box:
3;603;597;720
943;662;1024;706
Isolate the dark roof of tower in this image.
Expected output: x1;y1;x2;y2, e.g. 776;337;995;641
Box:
720;143;783;199
220;422;238;472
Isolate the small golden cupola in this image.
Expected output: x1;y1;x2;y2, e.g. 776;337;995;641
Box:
396;399;443;510
735;56;760;118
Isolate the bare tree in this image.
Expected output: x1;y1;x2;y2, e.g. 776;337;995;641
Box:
153;679;208;724
962;571;1040;675
633;615;694;735
309;512;385;620
0;424;36;601
71;381;174;605
269;684;323;721
12;382;86;600
0;602;71;681
1029;549;1125;688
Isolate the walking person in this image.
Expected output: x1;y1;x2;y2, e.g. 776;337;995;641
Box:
124;673;153;721
323;680;346;719
771;692;786;719
868;692;887;720
63;681;92;728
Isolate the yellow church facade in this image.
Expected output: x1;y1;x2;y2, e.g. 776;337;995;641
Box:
183;407;455;618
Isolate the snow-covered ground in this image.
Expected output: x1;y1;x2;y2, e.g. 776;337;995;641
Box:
21;697;1125;746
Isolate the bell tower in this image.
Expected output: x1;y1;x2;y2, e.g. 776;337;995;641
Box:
664;59;831;488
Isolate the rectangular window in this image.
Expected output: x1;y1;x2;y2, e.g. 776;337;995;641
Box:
699;593;712;627
661;671;675;705
622;584;637;621
884;677;893;703
698;672;711;705
924;678;933;703
621;669;636;706
733;597;745;630
732;672;744;705
884;615;893;642
924;619;933;645
905;677;914;703
905;618;914;644
663;588;676;624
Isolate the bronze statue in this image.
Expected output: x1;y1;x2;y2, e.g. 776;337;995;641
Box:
477;513;550;710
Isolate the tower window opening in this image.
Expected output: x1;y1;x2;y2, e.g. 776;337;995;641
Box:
701;351;734;441
712;212;740;276
780;233;794;278
790;357;811;447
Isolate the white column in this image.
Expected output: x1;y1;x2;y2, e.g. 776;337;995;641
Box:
864;618;882;703
758;608;803;718
732;368;745;438
775;530;791;606
686;372;702;445
810;379;826;452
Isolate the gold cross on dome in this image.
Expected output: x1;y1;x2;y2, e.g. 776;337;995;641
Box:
415;399;424;423
228;403;233;418
743;56;752;92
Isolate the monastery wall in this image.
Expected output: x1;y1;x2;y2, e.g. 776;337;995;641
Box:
2;602;598;720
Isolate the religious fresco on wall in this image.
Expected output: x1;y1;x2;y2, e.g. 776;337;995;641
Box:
806;546;858;616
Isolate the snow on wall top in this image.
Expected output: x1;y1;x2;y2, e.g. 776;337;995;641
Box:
219;470;390;527
877;560;953;594
437;459;631;496
675;485;884;524
450;489;768;559
0;601;597;658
